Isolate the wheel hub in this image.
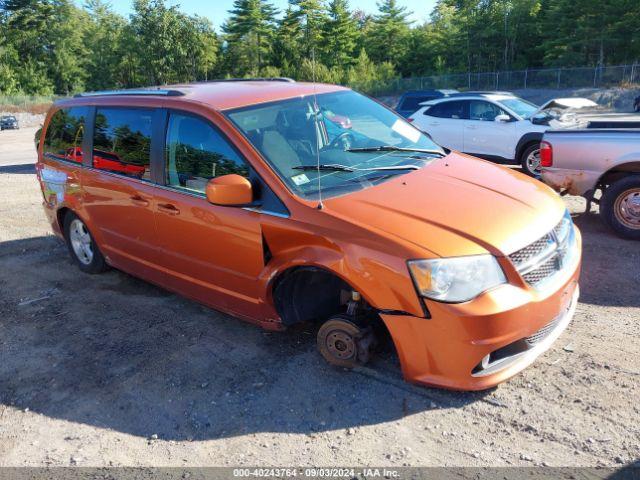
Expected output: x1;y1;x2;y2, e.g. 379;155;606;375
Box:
326;331;356;360
614;188;640;229
69;219;94;265
527;149;541;173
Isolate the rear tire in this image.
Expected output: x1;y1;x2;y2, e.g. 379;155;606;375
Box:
600;176;640;240
63;212;108;273
317;315;376;369
520;143;541;177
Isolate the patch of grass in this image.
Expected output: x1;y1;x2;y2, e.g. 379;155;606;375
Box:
0;94;62;114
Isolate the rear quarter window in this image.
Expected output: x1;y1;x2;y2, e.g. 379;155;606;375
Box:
400;96;435;111
43;108;88;163
425;101;469;120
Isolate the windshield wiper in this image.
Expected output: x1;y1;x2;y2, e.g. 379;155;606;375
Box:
293;164;355;172
292;163;421;173
346;145;445;156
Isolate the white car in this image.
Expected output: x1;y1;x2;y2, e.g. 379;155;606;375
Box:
408;92;577;176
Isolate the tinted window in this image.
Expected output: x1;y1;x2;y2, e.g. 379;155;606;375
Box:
425;101;468;120
400;95;436;111
43;108;87;163
93;108;152;180
469;101;508;121
165;113;249;194
227;90;443;200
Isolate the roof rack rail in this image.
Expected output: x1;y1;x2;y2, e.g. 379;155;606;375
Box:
74;88;185;98
203;77;296;84
450;90;513;97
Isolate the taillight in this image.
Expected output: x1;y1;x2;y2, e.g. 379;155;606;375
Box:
407;118;414;123
540;141;553;167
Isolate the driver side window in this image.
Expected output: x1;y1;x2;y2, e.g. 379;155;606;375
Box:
165;113;249;194
469;101;508;122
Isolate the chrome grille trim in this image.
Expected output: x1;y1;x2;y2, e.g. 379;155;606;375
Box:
508;213;577;289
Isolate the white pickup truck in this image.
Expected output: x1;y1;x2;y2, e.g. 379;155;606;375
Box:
540;129;640;240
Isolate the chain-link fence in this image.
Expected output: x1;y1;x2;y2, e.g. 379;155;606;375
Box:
370;64;640;97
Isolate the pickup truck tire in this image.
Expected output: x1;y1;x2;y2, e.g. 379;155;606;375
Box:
520;143;541;177
600;176;640;240
63;212;109;273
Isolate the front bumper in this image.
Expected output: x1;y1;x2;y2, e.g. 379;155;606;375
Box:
380;241;581;391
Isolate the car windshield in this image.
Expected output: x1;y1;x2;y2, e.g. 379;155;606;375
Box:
226;90;444;200
497;97;539;119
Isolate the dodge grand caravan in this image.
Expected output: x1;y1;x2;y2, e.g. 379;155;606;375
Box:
36;79;581;390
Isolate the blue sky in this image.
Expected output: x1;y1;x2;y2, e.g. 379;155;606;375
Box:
83;0;438;30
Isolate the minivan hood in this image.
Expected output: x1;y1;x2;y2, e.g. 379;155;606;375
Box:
324;153;566;258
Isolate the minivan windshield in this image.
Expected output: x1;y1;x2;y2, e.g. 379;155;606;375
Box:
226;90;444;200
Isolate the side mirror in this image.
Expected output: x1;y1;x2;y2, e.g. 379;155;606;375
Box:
206;174;253;206
495;114;511;123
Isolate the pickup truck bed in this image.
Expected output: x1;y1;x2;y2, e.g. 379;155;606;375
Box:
540;129;640;240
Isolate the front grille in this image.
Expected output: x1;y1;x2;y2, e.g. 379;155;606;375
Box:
508;234;553;267
508;214;575;288
522;256;558;285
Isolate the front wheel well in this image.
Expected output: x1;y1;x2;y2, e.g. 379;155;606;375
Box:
271;266;364;327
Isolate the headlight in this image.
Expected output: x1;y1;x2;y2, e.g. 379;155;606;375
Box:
408;255;507;303
556;209;572;245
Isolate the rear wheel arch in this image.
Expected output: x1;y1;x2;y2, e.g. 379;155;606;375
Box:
597;161;640;188
56;207;73;237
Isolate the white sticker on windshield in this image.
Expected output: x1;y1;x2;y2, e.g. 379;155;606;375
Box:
391;119;421;144
291;173;310;186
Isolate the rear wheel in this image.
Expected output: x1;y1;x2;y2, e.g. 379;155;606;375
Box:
520;143;541;177
600;176;640;240
317;315;376;369
63;212;108;273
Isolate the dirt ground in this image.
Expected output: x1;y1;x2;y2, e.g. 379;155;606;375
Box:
0;126;638;468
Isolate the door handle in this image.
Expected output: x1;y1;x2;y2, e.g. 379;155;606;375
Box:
466;125;478;130
158;203;180;215
428;122;440;126
130;194;150;206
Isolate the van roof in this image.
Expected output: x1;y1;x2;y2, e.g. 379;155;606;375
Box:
60;80;348;111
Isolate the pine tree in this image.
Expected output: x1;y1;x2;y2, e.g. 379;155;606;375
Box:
320;0;359;69
272;5;303;76
223;0;278;75
366;0;412;68
290;0;327;59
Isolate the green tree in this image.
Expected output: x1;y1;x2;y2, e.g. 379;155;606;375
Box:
2;0;87;94
365;0;412;72
320;0;359;69
272;5;303;76
83;0;128;90
290;0;327;59
223;0;278;76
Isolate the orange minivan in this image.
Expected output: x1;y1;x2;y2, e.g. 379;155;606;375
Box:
36;80;581;390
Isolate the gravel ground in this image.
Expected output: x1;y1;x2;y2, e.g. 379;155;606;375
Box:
0;127;638;469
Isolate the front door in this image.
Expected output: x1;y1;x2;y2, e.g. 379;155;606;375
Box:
463;100;516;159
153;111;265;319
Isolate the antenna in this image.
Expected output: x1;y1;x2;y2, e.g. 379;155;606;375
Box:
311;47;323;210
